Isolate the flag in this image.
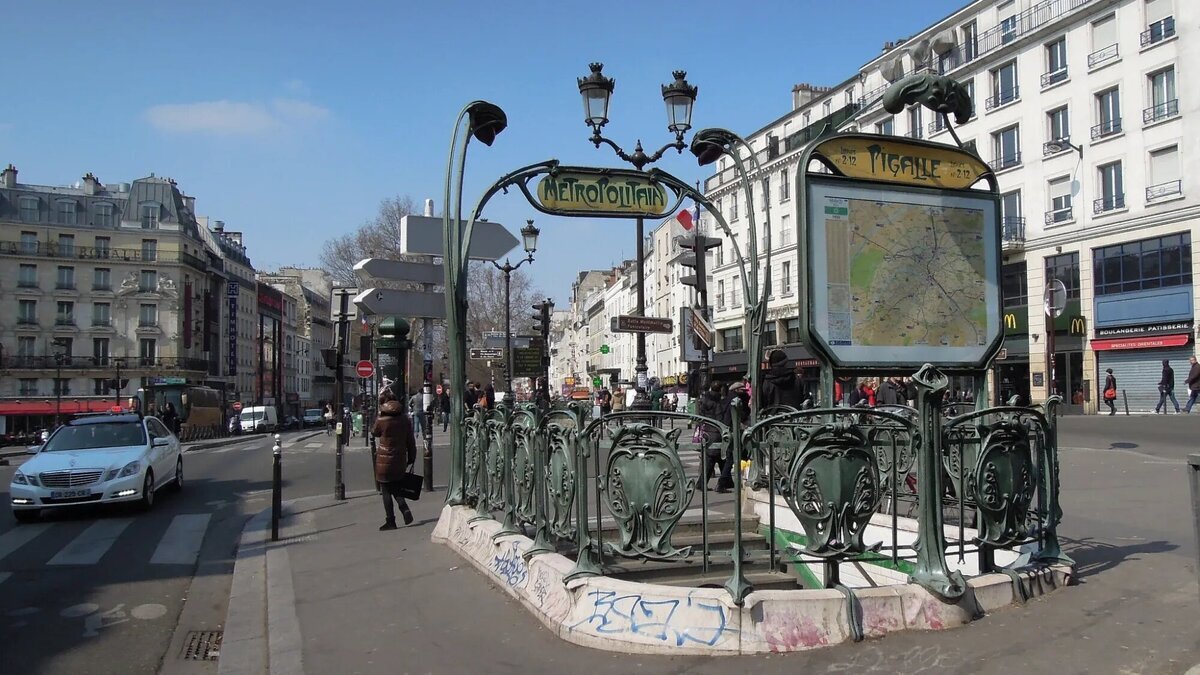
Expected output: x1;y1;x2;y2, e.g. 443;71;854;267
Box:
674;209;694;231
361;314;370;334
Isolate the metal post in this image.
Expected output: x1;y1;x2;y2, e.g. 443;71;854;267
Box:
1188;453;1200;594
271;433;282;541
1046;317;1056;398
114;358;121;408
333;291;349;501
55;355;62;428
635;217;648;391
423;319;435;492
258;314;265;405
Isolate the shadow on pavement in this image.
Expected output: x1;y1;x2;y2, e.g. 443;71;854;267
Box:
1063;536;1178;579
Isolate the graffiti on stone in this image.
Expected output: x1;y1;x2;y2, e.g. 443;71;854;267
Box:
569;590;735;647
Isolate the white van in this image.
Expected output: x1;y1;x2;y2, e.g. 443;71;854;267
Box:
239;406;279;433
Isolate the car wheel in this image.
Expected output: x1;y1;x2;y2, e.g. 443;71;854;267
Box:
140;470;155;511
13;509;39;524
170;457;183;493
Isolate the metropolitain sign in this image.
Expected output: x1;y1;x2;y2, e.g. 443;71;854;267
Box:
535;168;669;217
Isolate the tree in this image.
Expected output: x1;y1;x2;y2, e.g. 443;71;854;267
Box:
319;196;420;286
465;262;540;387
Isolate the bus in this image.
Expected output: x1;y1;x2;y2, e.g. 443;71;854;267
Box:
134;384;225;440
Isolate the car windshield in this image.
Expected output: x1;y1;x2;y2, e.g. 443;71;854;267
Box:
304;409;321;417
243;411;264;421
43;422;147;451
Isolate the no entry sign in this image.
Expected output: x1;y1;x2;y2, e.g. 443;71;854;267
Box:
356;360;375;379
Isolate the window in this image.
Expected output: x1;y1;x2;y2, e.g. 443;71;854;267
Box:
780;214;793;246
140;270;157;292
94;379;112;396
762;322;777;347
95;203;115;228
1001;262;1028;307
139;304;157;326
93;268;111;291
999;1;1018;43
93;303;111;327
989;61;1018;109
717;279;726;308
1047;106;1071;145
93;338;110;364
844;87;855;106
1142;0;1175;45
785;318;802;343
58;234;75;257
56;200;78;225
141;239;158;262
53;379;70;396
1147;145;1181;200
875;117;894;135
802;111;811;126
1044;38;1069;85
20;231;38;254
56;301;75;325
962;21;978;62
721;327;744;352
1094;88;1121;138
938;49;959;75
140;338;157;365
56;266;75;290
140;204;159;229
18;264;37;288
1096;161;1125;212
94;236;110;258
822;100;831;116
18;379;38;396
761;178;769;210
716;245;724;267
1093;233;1191;295
780;168;790;201
19;197;38;221
1045;252;1081;300
782;260;793;294
907;106;922;138
1146;67;1178;123
1001;191;1023;239
992;126;1021;169
1048;176;1074;223
18;300;37;325
17;337;36;358
962;80;975;118
730;193;738;221
1089;15;1119;67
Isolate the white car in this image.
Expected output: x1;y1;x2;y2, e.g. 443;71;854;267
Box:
10;413;182;522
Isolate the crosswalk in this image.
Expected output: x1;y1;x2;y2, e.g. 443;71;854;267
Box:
0;513;217;582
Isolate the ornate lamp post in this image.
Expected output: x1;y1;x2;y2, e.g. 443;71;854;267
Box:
490;220;540;399
577;63;698;393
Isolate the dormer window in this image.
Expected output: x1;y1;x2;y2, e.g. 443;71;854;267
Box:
56;199;78;225
140;203;160;229
19;196;38;222
94;203;115;227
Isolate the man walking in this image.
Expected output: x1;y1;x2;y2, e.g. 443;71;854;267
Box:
439;388;451;432
1185;356;1200;413
1155;359;1181;414
409;390;424;436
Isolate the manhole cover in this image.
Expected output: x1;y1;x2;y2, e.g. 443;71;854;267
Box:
183;630;223;661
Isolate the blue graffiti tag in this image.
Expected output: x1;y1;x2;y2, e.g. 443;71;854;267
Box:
569;591;734;647
490;541;528;588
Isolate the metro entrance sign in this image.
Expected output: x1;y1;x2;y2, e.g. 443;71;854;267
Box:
355;360;375;379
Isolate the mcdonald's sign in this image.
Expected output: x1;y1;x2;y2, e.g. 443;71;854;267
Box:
1003;307;1028;335
1068;316;1087;336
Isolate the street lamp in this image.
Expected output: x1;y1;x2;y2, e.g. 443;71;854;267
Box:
490;220;540;400
577;62;698;393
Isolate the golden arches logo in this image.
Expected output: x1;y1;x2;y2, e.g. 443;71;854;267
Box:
1069;316;1087;335
1004;313;1019;329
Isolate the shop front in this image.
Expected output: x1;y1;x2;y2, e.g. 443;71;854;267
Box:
709;345;820;403
1093;322;1195;412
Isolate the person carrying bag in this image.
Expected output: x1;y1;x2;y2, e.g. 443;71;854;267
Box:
372;390;418;530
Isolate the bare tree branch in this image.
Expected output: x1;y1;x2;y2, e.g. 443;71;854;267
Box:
319;195;420;286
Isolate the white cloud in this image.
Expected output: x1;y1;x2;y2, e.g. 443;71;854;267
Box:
283;78;311;97
145;98;330;136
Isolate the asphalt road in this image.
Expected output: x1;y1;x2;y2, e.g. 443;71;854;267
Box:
0;426;388;675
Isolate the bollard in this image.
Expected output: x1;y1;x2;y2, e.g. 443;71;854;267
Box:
423;408;434;491
1189;453;1200;595
271;433;282;542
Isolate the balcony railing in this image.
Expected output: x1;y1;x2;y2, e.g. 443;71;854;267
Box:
91;317;112;327
1002;217;1026;244
1042;138;1074;157
1041;68;1069;87
0;355;210;371
55;282;76;291
1087;44;1119;68
17;317;38;325
934;0;1096;76
92;284;112;292
1146;180;1182;202
985;87;1019;110
988;152;1022;171
1143;99;1179;124
904;128;923;139
138;320;159;328
0;242;207;268
927;118;947;135
1093;194;1125;214
1045;207;1074;225
1091;118;1122;140
17;280;38;289
54;318;76;327
1140;16;1175;46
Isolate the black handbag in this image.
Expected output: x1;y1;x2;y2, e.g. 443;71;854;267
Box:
399;472;423;501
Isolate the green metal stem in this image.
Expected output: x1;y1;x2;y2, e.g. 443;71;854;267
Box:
443;103;474;506
1034;395;1074;566
910;364;966;599
724;398;753;604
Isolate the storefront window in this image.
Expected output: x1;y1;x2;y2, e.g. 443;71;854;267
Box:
1044;252;1080;299
1093;233;1191;295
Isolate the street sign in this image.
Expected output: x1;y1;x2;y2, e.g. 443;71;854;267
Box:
600;344;610;354
690;308;713;348
1045;279;1068;318
400;215;518;262
353;288;447;319
611;315;674;334
591;377;602;388
232;401;243;413
354;258;444;286
511;347;541;378
469;348;504;360
331;287;358;322
356;360;375;379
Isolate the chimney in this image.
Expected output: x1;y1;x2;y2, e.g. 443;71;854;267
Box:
213;220;225;233
182;195;195;213
424;198;434;217
82;172;100;195
2;164;16;188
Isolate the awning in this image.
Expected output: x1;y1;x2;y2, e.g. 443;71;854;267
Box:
1091;333;1191;351
0;400;122;416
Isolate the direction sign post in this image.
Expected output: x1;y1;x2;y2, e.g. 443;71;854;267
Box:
400;215;518;262
469;347;504;360
353;288;447;320
354;259;444;286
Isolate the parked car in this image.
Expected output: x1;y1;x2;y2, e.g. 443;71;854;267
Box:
302;408;324;428
10;413;182;522
281;416;301;431
239;406;279;433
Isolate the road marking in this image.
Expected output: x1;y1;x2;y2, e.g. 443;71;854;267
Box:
150;514;212;565
0;523;51;563
0;572;10;587
304;442;324;449
60;603;100;618
130;603;167;620
48;519;133;566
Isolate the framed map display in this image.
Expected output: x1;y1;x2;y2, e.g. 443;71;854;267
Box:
806;175;1001;368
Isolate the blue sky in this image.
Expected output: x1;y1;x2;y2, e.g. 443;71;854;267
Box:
3;0;967;304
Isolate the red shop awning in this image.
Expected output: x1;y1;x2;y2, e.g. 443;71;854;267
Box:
0;400;122;416
1091;333;1191;351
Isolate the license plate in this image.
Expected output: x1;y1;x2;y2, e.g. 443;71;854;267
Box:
50;489;91;499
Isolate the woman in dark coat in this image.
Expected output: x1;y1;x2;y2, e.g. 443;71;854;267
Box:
372;392;417;529
1103;368;1117;416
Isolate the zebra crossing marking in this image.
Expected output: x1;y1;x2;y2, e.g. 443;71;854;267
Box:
0;523;51;563
150;514;212;565
304;442;324;449
48;519;133;566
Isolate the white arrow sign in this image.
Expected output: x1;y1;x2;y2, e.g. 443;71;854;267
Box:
353;258;444;285
400;215;518;261
353;288;447;319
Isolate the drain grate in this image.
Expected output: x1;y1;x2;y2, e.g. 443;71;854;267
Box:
183;630;223;661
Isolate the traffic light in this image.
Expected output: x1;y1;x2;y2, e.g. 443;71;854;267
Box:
531;299;554;337
677;234;722;302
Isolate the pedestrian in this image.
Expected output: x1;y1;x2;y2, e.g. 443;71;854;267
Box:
758;349;806;410
612;388;625;412
1185;356;1200;413
697;383;725;490
463;382;480;413
717;381;750;493
323;403;335;435
598;387;613;417
1102;368;1118;415
904;376;917;407
485;382;497;410
439;389;451;432
372;390;416;530
1155;359;1181;414
409;390;424;436
878;376;904;406
161;402;180;436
